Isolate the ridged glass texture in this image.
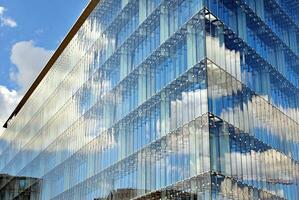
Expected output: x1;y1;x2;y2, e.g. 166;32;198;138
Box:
0;0;298;199
205;0;299;199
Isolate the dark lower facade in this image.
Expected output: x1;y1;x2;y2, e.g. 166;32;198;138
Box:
0;0;298;199
0;174;40;200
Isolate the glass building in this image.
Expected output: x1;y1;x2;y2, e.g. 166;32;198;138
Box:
0;0;298;199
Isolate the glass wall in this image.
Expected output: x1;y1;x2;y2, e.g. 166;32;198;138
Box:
206;0;299;199
0;0;210;199
0;0;298;199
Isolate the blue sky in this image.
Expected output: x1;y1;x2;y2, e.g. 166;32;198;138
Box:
0;0;88;132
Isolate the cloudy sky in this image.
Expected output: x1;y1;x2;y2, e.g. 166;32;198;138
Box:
0;0;88;134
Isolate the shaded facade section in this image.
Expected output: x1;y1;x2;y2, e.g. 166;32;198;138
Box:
0;174;40;200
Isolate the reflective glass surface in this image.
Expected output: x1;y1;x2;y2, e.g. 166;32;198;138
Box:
0;0;298;199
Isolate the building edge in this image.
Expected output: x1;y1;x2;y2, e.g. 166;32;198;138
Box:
3;0;100;128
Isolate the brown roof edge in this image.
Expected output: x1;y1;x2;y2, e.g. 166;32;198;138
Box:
3;0;100;128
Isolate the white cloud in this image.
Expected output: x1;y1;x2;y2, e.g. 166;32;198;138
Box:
0;41;53;135
1;17;17;27
10;40;54;92
0;7;5;15
0;6;17;28
0;85;21;135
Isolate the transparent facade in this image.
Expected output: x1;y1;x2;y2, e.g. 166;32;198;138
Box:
0;0;298;199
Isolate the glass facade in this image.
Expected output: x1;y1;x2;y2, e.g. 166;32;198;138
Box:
0;0;298;199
